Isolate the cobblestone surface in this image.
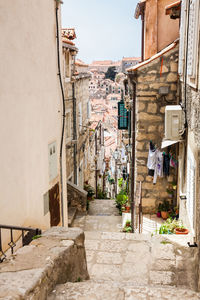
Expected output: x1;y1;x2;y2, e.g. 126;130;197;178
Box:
49;199;200;299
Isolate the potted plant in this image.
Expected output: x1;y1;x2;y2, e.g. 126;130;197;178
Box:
84;183;95;201
160;200;170;220
174;227;189;234
157;203;162;218
123;220;132;233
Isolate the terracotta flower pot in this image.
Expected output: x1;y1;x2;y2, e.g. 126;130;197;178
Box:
175;228;189;235
125;206;131;213
161;211;169;220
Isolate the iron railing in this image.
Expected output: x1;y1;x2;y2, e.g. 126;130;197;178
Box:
0;225;42;263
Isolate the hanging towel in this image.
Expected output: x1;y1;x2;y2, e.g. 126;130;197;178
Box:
147;142;157;177
163;153;170;176
153;151;164;184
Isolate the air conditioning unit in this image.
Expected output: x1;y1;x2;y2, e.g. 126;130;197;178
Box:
165;105;185;140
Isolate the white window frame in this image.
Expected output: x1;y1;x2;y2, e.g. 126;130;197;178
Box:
187;0;199;88
78;102;83;132
178;0;187;77
66;110;72;144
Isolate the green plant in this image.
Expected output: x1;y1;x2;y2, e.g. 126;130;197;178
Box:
32;235;41;240
84;183;95;198
160;200;170;212
157;203;162;212
97;185;107;199
159;218;184;234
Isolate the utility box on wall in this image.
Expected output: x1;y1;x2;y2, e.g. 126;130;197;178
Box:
165;105;184;140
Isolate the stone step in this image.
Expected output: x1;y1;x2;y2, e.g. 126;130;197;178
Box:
48;280;200;300
68;207;77;227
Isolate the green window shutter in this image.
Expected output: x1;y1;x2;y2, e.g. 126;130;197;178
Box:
118;101;128;130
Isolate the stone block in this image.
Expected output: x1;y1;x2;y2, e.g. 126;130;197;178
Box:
137;91;157;96
148;125;157;132
147;103;157;114
138;75;156;83
121;263;148;284
137;84;149;90
85;239;100;251
170;62;178;72
137;133;156;141
151;259;176;271
171;83;177;91
90;264;121;281
137;102;146;112
138;112;162;122
160;107;165;114
137;175;145;181
101;232;125;241
166;73;177;82
150;271;175;285
137;151;148;158
151;243;175;260
137;96;157;101
142;198;156;206
96;251;123;264
136;144;145;151
99;240;126;252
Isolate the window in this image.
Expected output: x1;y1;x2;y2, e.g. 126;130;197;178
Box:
65;51;70;78
178;0;187;76
48;142;57;181
187;0;199;79
79;102;83;131
87;100;91;119
66;111;71;143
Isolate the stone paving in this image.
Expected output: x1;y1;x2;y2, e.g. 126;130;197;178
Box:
49;199;200;299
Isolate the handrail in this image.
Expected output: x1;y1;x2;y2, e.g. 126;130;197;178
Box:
0;224;42;263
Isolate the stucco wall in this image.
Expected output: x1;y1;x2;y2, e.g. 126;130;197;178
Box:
0;0;67;239
144;0;179;60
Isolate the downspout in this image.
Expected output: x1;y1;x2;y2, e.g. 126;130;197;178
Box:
72;81;77;184
55;2;65;226
141;6;145;62
131;79;137;233
95;130;98;198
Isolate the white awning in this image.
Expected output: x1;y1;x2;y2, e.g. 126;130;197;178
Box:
161;140;179;149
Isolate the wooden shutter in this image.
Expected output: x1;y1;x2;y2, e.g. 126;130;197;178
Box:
178;0;186;75
187;0;199;78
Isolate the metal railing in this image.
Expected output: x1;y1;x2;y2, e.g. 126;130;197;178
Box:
0;225;42;263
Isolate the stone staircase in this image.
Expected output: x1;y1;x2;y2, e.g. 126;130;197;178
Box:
48;199;200;299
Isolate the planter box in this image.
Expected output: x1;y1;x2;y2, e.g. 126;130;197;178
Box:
122;212;131;228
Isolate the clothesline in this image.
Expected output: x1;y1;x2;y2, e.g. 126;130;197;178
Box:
147;141;177;184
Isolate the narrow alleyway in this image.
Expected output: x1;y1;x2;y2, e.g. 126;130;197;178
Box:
48;200;200;299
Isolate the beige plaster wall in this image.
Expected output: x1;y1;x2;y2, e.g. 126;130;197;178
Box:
0;1;68;234
144;0;179;60
157;0;179;52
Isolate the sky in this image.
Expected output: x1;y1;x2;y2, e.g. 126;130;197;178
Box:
61;0;141;64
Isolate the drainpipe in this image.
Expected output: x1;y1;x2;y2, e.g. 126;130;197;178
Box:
55;2;65;226
72;81;77;184
95;130;98;198
141;7;145;62
131;80;137;233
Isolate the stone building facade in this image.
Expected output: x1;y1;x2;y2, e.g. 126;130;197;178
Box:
62;33;91;189
128;42;179;213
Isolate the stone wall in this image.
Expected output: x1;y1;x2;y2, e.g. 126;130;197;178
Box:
130;45;179;213
0;227;89;299
67;181;87;211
